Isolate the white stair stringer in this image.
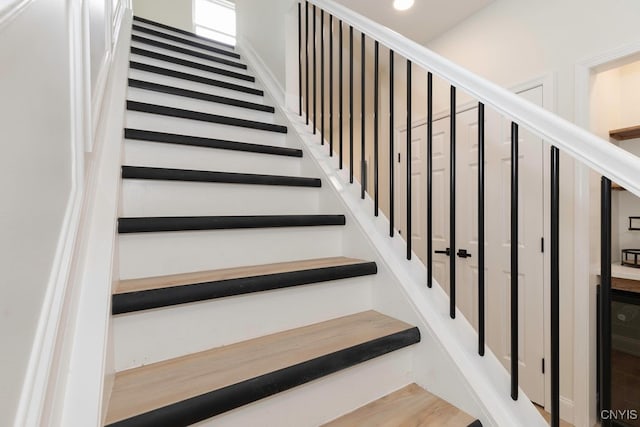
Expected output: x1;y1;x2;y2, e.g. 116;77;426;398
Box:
127;86;276;124
121;180;321;217
112;275;374;371
128;68;266;105
132;20;238;54
123;139;303;176
118;226;344;280
194;346;414;427
129;53;260;89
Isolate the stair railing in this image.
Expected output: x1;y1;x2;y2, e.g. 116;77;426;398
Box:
296;1;640;426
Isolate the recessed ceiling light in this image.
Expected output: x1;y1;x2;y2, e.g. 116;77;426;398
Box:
393;0;414;11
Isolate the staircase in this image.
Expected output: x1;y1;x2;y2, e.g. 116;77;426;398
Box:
104;16;480;426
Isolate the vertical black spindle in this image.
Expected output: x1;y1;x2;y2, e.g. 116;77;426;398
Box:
305;2;309;125
374;41;379;216
298;3;302;116
360;33;366;199
510;121;519;400
550;146;560;427
320;10;325;144
313;5;317;134
406;60;412;260
427;72;433;288
339;21;343;168
600;176;612;426
329;15;334;156
349;26;354;183
478;102;485;355
450;86;456;319
389;50;395;237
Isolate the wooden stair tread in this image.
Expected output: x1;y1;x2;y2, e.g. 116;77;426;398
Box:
105;311;417;425
323;383;476;427
116;256;366;294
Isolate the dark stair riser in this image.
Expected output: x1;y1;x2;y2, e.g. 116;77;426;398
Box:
131;46;254;82
133;15;235;51
132;34;246;70
118;215;346;233
130;62;262;96
124;129;302;158
121;166;320;187
105;327;421;427
132;24;240;59
127;101;287;134
128;79;274;113
112;262;377;314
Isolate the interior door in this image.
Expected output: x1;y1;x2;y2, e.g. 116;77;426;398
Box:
396;123;429;264
398;85;545;404
455;86;545;404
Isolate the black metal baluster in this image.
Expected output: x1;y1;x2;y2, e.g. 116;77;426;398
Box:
511;121;519;400
361;32;366;199
600;176;612;426
312;5;316;134
478;102;485;354
389;50;395;237
305;2;309;125
550;146;560;427
374;41;379;216
320;10;325;145
298;2;302;116
427;72;433;288
406;60;412;260
349;26;354;183
339;20;343;168
329;14;334;156
450;86;456;319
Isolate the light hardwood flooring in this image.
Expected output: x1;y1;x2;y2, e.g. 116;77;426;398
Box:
323;383;475;426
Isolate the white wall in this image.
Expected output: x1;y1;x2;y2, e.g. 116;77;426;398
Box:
236;0;294;88
424;0;640;423
132;0;193;32
0;2;73;425
0;0;124;424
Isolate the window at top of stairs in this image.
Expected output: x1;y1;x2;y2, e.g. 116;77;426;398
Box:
193;0;236;46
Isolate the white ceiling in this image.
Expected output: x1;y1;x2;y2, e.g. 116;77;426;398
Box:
333;0;494;44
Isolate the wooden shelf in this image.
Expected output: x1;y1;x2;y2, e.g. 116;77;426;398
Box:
613;183;627;191
610;125;640;141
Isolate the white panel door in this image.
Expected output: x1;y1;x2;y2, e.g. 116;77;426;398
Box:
396;123;429;264
455;86;545;404
400;85;545;404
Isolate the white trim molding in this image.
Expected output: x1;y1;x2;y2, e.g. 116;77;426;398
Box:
0;0;33;31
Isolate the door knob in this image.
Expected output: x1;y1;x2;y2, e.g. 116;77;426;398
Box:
435;248;450;256
457;249;472;258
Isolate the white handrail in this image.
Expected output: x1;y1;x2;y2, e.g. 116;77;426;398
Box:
308;0;640;197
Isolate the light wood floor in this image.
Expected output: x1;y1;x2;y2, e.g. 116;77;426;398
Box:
534;404;573;427
105;310;414;425
116;256;365;294
323;383;475;426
